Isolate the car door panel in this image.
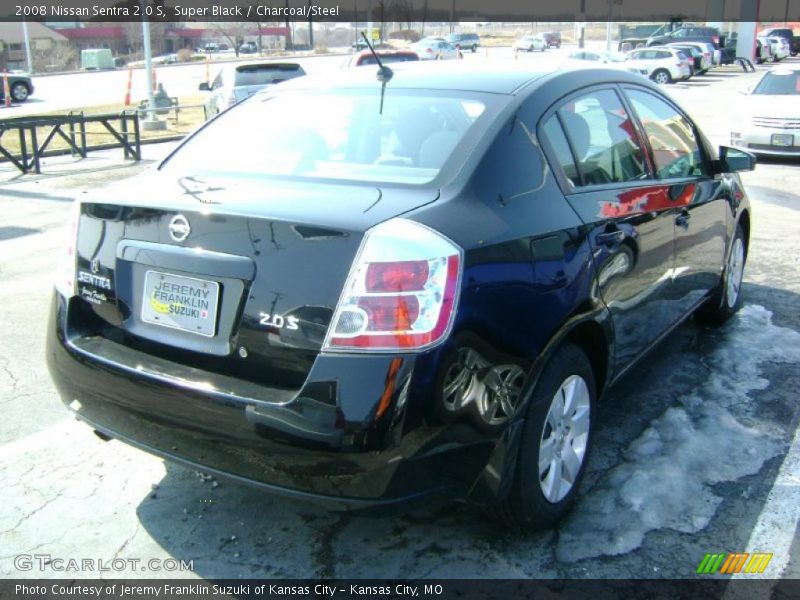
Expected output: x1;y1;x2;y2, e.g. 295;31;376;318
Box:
622;86;727;314
539;87;680;374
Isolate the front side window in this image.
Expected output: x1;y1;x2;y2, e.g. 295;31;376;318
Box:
549;89;648;187
625;89;708;179
163;89;496;185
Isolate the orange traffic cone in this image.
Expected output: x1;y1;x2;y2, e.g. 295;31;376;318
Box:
3;72;10;107
123;66;133;105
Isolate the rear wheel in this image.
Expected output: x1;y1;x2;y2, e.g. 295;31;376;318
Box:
471;44;477;53
652;69;672;84
491;343;595;530
10;82;29;102
695;224;746;325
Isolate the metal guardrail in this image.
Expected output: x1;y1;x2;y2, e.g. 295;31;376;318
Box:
0;111;141;174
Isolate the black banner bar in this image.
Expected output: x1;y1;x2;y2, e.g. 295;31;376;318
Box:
0;0;798;22
2;579;800;600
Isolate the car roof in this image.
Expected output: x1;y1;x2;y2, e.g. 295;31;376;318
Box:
268;61;650;96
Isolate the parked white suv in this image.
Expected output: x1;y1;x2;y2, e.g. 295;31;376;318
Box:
625;47;692;84
767;36;791;61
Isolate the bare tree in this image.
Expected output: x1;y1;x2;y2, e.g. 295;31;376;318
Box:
121;21;166;57
211;22;251;57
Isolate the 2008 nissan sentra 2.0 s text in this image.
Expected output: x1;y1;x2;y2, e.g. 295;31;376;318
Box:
47;61;754;529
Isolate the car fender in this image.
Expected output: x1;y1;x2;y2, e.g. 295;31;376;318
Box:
464;305;614;504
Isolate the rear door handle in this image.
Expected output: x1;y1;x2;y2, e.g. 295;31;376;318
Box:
596;230;625;247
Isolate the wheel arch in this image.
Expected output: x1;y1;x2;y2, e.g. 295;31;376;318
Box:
464;308;614;505
737;208;751;258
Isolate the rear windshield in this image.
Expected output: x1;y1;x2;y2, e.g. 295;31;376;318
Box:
357;54;419;66
752;71;800;95
234;64;304;86
163;89;499;185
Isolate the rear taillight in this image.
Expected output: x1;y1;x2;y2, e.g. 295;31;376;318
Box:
425;48;433;53
56;200;81;298
712;36;720;44
323;219;462;352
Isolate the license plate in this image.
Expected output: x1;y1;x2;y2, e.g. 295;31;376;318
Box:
141;271;219;337
771;133;794;147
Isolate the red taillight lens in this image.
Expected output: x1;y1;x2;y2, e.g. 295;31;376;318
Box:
359;295;420;331
366;260;429;292
425;48;433;53
324;219;462;352
713;36;719;44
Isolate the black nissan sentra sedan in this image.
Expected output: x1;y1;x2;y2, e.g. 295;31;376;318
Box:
47;62;753;529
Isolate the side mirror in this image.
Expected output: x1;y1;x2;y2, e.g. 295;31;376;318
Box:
718;146;756;173
198;82;210;91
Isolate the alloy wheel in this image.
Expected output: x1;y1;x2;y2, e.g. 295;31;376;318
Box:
479;364;525;426
538;374;591;503
725;237;745;308
10;83;28;102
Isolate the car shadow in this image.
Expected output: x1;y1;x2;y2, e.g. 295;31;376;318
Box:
134;283;800;578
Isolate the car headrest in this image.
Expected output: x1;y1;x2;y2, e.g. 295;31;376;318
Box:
418;131;461;169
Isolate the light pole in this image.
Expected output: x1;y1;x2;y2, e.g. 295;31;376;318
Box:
21;20;33;73
140;2;165;131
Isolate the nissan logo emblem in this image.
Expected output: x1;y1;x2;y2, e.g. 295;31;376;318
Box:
168;214;191;242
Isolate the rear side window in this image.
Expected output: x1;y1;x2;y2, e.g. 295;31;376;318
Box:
625;89;708;179
542;117;580;187
545;89;648;187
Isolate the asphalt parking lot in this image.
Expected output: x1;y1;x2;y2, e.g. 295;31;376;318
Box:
1;53;799;582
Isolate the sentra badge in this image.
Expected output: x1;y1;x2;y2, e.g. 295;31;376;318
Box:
77;270;111;290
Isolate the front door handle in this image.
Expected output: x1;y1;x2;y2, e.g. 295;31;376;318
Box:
675;210;691;229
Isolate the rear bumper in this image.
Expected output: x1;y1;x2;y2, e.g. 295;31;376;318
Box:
46;293;497;510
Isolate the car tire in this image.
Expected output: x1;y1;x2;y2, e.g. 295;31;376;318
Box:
541;46;546;52
10;82;29;102
651;69;672;84
472;45;477;53
695;224;746;326
490;343;595;530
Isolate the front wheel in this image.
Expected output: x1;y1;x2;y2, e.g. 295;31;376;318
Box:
651;69;672;84
490;343;595;530
695;224;746;325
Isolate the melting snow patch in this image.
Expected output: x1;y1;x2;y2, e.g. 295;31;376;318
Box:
556;305;800;562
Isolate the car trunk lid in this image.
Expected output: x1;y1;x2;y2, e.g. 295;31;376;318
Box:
71;174;438;389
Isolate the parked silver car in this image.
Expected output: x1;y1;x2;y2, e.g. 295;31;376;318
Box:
199;62;305;120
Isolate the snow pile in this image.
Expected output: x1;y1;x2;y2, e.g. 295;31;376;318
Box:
556;305;800;562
